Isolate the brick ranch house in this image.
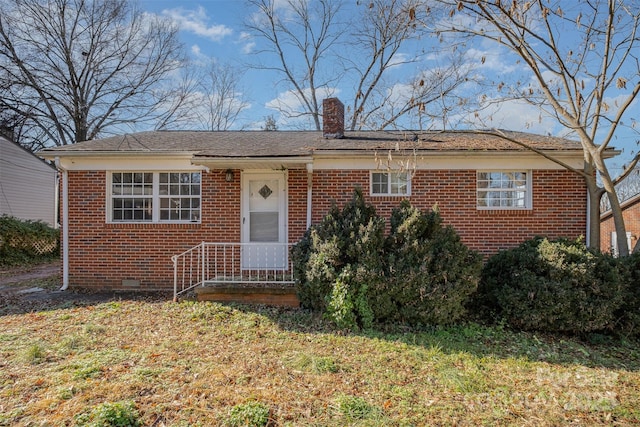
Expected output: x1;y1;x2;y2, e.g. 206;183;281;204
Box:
39;98;594;300
601;192;640;255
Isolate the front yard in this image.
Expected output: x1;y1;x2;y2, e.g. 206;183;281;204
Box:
1;282;639;426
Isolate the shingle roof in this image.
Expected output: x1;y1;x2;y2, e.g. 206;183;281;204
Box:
38;129;586;158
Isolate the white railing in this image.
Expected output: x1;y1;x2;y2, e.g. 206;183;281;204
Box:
172;242;295;301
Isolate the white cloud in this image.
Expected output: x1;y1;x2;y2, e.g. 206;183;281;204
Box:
464;47;520;74
236;31;256;55
388;52;411;68
265;87;340;128
236;31;255;54
162;6;232;42
460;98;560;135
242;42;256;55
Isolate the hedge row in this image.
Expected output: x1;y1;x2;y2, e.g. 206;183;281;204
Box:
292;190;640;337
0;215;59;267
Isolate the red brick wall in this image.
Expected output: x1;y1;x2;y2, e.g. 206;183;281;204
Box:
67;169;226;290
287;169;309;242
64;167;585;290
310;169;587;255
600;198;640;253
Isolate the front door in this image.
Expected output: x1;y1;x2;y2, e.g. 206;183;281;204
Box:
241;172;287;269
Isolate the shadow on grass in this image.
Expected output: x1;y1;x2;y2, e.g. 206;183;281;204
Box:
0;284;171;316
224;302;640;373
3;283;639;373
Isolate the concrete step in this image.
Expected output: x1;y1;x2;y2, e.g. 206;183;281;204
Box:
194;285;299;307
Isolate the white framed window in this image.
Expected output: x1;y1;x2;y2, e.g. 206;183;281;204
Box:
477;171;531;209
371;171;410;196
109;172;201;223
159;172;201;221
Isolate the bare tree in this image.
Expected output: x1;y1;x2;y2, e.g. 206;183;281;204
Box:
246;0;472;131
155;61;250;131
0;0;186;147
351;50;473;130
346;0;471;130
438;0;640;256
197;63;250;131
263;115;278;131
153;65;204;132
245;0;343;130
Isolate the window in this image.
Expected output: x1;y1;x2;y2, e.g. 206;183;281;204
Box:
110;172;201;223
477;171;531;209
112;172;153;221
159;172;201;221
371;171;410;195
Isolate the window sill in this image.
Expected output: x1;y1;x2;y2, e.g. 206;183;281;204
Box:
476;208;533;216
105;222;201;228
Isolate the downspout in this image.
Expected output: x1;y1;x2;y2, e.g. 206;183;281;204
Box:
586;189;591;248
54;157;69;291
54;171;60;229
306;163;313;228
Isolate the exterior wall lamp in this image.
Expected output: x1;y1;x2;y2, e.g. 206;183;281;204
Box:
225;169;234;182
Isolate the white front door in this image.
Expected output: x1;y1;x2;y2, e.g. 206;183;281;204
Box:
241;172;287;269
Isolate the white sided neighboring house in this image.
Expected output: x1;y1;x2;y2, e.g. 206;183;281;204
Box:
0;134;57;227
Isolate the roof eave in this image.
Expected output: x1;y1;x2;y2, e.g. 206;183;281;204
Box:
192;156;314;170
37;150;197;160
313;149;587;157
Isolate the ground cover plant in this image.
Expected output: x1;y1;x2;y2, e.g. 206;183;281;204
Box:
1;290;640;426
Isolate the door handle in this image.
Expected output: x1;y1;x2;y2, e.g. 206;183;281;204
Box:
243;217;245;224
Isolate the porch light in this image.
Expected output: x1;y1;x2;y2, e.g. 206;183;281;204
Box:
225;169;234;182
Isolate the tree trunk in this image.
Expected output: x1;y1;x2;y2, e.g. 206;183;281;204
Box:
594;152;630;257
584;163;602;251
606;190;630;257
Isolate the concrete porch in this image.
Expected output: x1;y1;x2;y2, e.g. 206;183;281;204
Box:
194;284;299;307
172;242;296;305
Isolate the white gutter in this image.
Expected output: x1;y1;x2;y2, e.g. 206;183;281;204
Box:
54;157;69;291
54;172;60;230
306;162;313;228
586;189;591;248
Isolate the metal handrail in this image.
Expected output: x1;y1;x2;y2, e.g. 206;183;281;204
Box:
173;242;295;301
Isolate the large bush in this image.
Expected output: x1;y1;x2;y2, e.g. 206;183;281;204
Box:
0;215;59;266
618;252;640;337
372;201;482;326
291;188;386;329
478;237;626;334
292;191;481;329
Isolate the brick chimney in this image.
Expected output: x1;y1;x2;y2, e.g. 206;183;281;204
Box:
322;98;344;139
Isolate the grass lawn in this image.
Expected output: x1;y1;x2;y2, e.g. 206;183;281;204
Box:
1;291;640;426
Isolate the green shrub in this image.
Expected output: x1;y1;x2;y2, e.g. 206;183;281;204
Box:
0;215;59;266
478;237;626;334
374;201;482;326
292;191;481;329
292;188;385;329
226;401;272;427
618;252;640;337
75;400;141;427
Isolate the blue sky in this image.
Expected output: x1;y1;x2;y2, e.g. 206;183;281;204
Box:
138;0;638;169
